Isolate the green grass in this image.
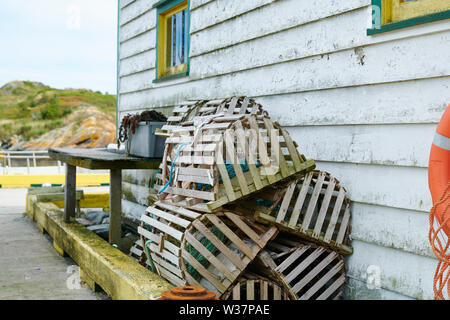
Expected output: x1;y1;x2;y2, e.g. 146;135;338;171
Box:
0;81;116;144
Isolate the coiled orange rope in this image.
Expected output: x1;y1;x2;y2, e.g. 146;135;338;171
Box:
429;181;450;300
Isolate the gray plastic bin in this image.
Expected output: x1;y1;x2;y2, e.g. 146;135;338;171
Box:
127;121;165;158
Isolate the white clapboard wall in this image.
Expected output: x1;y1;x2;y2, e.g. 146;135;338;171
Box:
117;0;450;299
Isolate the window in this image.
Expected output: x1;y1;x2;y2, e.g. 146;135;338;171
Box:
368;0;450;35
153;0;190;82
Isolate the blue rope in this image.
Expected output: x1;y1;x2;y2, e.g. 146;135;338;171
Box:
158;142;190;195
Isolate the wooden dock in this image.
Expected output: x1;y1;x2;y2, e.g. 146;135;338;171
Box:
0;188;107;300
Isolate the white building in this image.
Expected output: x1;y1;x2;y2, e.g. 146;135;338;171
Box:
117;0;450;299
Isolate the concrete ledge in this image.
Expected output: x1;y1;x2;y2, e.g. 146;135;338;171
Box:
28;200;173;300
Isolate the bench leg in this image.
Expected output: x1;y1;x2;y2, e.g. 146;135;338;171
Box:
64;164;76;223
109;169;122;247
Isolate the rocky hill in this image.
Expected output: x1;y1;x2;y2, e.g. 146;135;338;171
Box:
0;81;116;150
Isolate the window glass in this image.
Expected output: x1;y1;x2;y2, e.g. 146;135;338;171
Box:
166;9;187;68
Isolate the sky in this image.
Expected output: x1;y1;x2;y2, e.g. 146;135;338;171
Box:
0;0;117;94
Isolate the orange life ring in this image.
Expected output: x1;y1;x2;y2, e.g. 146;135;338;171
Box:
428;104;450;236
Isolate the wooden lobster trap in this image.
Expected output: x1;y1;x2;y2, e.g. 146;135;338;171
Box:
180;212;278;297
222;272;290;300
156;97;268;137
138;201;278;294
252;236;346;300
138;201;202;287
230;171;352;255
154;114;315;213
129;239;146;265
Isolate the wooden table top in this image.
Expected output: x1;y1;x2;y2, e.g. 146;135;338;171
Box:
48;147;162;170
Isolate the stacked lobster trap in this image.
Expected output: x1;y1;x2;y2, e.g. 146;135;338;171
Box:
129;97;354;300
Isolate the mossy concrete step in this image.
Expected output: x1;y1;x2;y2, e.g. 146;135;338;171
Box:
27;200;173;300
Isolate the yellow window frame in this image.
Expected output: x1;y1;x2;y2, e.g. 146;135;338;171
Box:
385;0;450;23
369;0;450;35
156;0;189;80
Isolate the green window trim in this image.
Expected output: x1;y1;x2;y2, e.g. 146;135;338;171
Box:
367;0;450;35
153;0;191;83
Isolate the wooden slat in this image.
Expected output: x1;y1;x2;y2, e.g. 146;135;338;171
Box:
177;174;213;185
158;186;215;201
167;116;183;122
232;284;240;300
224;130;250;195
324;189;346;242
336;205;351;244
171;155;215;165
155;201;201;220
130;246;142;257
206;214;254;259
184;270;202;287
166;134;222;144
301;172;326;231
177;143;217;152
246;280;255;300
138;226;180;256
261;281;269;300
227;97;238;115
235;121;263;190
151;253;184;278
250;103;259;114
216;145;236;202
298;261;344;300
276;182;296;224
182;250;228;293
157;265;185;287
248;116;275;184
223;212;263;247
148;242;180;266
273;285;281;300
146;206;191;228
276;246;310;274
140;214;183;241
239;97;249;114
312;178;337;236
284;247;325;284
184;232;236;282
191;220;246;270
281;129;302;171
290;252;338;294
177;167;214;177
173;106;189;113
316;275;346;300
172;122;232;132
288;173;313;228
263;118;288;177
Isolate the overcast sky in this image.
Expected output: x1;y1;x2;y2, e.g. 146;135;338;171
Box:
0;0;117;94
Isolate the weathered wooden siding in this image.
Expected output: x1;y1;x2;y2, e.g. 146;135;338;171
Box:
118;0;450;299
